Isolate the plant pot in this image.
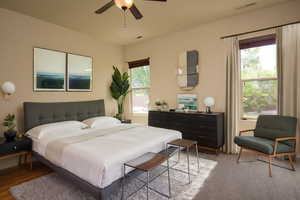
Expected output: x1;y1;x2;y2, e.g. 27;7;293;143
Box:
4;131;17;142
161;105;169;111
155;105;162;111
115;113;123;121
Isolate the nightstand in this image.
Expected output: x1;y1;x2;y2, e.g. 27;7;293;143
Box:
0;137;32;169
121;119;132;124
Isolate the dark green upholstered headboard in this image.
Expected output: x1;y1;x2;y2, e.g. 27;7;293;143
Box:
23;99;105;132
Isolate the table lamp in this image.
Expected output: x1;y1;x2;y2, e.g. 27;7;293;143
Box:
204;97;215;113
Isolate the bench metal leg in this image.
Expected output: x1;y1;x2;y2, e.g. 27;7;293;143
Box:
187;147;191;184
167;158;171;198
195;144;200;172
178;147;181;162
122;165;126;200
147;171;149;200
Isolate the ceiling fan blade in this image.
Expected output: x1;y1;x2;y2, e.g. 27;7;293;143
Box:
95;0;115;14
144;0;167;2
130;4;143;20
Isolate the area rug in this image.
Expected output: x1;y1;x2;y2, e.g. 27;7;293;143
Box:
10;154;217;200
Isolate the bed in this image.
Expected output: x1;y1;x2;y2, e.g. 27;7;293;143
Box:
23;99;181;200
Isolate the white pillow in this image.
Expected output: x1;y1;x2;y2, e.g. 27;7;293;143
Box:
82;116;121;129
25;121;88;139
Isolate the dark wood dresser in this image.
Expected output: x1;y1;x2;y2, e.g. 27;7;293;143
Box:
148;111;224;152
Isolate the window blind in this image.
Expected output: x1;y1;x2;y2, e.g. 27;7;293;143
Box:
239;34;276;50
128;58;150;69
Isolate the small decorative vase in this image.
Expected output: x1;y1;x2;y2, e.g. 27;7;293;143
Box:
161;104;169;111
116;113;123;121
206;106;212;113
156;105;162;111
4;131;17;142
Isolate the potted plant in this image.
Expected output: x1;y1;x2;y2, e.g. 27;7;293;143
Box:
110;66;130;120
155;100;162;111
3;114;17;142
161;100;169;111
155;100;168;111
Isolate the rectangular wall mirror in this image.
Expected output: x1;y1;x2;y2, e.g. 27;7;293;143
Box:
177;50;199;90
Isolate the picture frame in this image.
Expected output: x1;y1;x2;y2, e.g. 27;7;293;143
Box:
67;53;93;92
33;48;67;91
177;93;198;110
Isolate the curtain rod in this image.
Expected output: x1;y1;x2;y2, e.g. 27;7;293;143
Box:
220;20;300;39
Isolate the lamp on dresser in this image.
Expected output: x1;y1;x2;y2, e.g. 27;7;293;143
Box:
204;97;215;113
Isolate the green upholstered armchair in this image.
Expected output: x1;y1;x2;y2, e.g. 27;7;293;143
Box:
234;115;297;177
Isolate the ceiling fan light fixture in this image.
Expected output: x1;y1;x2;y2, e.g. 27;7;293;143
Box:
114;0;134;10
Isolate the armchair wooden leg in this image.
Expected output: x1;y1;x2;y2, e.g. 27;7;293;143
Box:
288;155;295;171
237;148;243;164
268;157;272;177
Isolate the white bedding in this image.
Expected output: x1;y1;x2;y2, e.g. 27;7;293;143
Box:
31;124;181;188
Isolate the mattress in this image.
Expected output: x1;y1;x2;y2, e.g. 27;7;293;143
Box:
31;124;181;188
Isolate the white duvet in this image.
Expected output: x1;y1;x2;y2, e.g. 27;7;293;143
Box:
31;124;181;188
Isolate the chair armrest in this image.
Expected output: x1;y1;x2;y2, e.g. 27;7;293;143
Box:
275;137;296;142
239;129;255;136
273;137;297;155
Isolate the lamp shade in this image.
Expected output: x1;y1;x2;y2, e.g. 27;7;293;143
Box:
204;97;215;107
2;81;16;95
114;0;134;9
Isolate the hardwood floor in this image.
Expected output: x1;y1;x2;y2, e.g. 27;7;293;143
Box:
0;162;52;200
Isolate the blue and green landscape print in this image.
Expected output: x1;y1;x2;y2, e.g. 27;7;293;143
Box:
37;72;64;89
178;94;198;110
69;74;91;90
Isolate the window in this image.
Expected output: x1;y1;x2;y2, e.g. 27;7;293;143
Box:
129;58;150;114
240;34;278;119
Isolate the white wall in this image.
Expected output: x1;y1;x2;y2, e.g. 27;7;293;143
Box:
0;8;124;169
124;0;300;133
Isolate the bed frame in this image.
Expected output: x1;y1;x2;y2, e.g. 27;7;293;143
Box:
23;100;123;200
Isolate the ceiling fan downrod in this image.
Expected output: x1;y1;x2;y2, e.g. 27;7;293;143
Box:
122;7;127;28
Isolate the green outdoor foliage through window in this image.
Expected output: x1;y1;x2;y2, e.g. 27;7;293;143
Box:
241;44;278;119
131;66;150;113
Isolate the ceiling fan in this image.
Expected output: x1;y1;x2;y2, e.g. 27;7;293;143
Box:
95;0;167;20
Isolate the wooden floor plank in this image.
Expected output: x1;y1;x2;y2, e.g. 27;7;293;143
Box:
0;162;52;200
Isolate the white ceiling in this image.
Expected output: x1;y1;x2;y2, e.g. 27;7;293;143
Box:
0;0;292;45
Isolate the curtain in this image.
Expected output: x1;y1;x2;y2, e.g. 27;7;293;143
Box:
225;37;240;154
276;28;283;114
278;24;300;154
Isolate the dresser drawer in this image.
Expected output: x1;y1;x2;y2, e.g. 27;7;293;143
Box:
0;138;32;156
148;111;224;150
182;130;217;139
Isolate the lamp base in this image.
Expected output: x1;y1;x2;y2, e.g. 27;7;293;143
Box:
206;107;212;114
4;131;17;142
